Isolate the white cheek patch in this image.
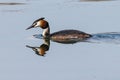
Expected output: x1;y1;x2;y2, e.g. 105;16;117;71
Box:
32;22;39;28
35;22;40;27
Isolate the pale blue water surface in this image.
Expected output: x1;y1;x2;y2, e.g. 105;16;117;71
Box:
0;0;120;80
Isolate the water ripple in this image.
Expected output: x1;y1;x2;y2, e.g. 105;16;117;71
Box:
0;2;26;6
88;32;120;44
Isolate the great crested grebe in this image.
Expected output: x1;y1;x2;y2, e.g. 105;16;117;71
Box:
26;17;92;43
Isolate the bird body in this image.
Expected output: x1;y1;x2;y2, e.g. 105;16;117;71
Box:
26;17;92;43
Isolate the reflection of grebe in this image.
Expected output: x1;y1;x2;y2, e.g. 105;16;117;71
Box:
26;39;50;56
26;17;92;43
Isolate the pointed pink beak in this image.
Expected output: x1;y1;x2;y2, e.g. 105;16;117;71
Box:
26;25;34;30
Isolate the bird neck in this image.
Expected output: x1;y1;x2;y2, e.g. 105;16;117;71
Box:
42;27;50;38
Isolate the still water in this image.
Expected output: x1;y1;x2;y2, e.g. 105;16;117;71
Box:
0;0;120;80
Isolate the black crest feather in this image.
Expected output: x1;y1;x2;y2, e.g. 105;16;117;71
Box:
33;17;45;23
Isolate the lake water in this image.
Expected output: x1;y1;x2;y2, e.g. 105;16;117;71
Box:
0;0;120;80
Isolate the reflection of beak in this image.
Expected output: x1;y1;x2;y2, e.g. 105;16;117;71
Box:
26;43;50;56
26;45;34;49
26;45;46;56
26;25;34;30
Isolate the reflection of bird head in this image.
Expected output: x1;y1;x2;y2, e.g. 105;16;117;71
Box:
26;44;49;56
